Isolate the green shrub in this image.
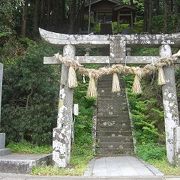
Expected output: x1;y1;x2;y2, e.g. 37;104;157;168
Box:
136;143;166;161
125;74;164;145
133;20;144;33
1;39;60;145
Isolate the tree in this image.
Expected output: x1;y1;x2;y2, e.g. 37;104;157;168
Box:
21;0;28;37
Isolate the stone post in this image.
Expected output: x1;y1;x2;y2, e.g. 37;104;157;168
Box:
110;36;126;63
0;64;3;123
53;45;75;167
160;45;180;165
0;64;11;156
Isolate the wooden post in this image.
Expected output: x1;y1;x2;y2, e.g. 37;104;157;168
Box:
53;44;75;167
160;44;180;165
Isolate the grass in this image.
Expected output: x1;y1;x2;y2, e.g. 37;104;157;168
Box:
148;159;180;176
8;141;94;176
7;142;180;176
136;143;180;176
31;144;94;176
7;141;52;154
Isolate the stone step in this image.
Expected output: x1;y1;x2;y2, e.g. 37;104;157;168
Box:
97;116;131;123
0;153;52;174
96;74;134;156
97;106;128;112
97;126;129;134
97;122;130;131
97;100;128;105
96;131;133;137
97;122;131;128
96;147;134;156
96;136;133;142
97;142;134;149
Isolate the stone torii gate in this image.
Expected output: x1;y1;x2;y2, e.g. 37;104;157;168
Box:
39;28;180;167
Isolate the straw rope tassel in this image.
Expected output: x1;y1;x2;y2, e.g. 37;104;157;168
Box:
112;73;121;93
68;66;78;88
158;67;166;86
132;74;142;94
87;75;97;98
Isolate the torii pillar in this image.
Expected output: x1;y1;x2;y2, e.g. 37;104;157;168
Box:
53;45;75;167
160;44;180;165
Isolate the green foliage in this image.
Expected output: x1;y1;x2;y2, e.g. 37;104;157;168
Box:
0;0;22;34
136;143;166;161
131;47;159;56
152;15;179;33
74;76;95;147
1;39;60;145
125;74;164;145
112;20;143;34
133;20;144;33
7;141;52;154
112;22;130;34
93;23;101;34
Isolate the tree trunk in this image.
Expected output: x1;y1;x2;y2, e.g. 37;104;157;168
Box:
39;0;44;27
47;0;51;29
143;0;149;32
155;0;160;15
33;0;39;36
130;0;134;5
147;0;152;33
175;0;180;32
69;0;77;33
163;0;168;33
21;0;28;37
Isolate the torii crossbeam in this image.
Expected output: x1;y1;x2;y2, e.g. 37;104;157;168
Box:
40;28;180;167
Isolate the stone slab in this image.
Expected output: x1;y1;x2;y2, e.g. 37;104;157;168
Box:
84;156;164;177
0;149;11;156
0;154;52;174
39;28;180;47
0;134;5;149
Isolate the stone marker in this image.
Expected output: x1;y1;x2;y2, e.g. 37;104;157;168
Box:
0;64;11;156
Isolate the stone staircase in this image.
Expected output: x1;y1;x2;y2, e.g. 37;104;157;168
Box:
96;75;134;156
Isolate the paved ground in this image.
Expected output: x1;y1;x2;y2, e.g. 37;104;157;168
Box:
84;156;163;177
0;156;178;180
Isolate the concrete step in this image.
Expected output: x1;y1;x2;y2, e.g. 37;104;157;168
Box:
0;153;52;174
